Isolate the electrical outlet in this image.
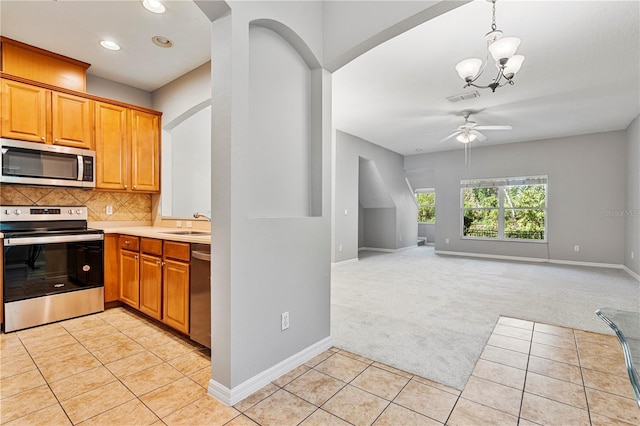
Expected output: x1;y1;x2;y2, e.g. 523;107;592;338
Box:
574;245;580;252
339;244;343;252
344;209;348;215
176;221;182;228
105;205;113;215
186;221;193;228
632;251;635;259
445;238;450;244
281;312;290;331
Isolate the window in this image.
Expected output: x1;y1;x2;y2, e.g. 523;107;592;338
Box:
416;190;435;223
461;176;547;241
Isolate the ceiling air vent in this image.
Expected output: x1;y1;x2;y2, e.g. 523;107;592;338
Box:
446;91;480;103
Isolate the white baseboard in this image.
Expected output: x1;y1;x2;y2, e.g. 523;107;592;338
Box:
359;244;417;253
332;258;359;266
434;250;630;272
207;336;332;406
623;266;640;281
435;250;548;263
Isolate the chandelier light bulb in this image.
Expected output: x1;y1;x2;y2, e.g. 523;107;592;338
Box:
488;36;521;63
503;55;525;79
455;58;483;81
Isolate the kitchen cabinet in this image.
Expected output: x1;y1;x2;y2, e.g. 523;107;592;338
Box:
162;240;191;334
94;101;128;190
0;78;92;148
139;238;163;320
94;105;161;193
103;234;119;303
130;110;160;193
114;235;190;335
118;235;140;309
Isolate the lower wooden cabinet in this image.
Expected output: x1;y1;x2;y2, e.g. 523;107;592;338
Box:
139;254;163;320
112;235;190;335
163;259;190;334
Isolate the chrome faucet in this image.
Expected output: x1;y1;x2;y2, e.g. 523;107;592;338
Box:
193;212;211;221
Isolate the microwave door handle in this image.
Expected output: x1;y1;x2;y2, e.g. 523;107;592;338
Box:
77;155;83;181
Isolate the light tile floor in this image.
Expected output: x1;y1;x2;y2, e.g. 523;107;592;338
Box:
1;308;639;425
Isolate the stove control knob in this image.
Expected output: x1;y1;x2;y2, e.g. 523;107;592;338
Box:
14;209;22;215
76;209;83;215
68;209;74;214
4;209;11;215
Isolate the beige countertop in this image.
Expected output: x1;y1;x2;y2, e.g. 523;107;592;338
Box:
93;226;211;244
1;227;211;244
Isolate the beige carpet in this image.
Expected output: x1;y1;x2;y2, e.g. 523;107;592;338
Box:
330;246;640;390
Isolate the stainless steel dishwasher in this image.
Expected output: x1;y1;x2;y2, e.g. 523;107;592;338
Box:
190;244;211;348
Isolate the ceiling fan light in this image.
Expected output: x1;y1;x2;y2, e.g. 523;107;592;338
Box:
503;55;525;79
455;58;483;82
488;36;521;63
456;132;477;144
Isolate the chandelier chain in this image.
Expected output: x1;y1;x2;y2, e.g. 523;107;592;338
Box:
491;0;497;31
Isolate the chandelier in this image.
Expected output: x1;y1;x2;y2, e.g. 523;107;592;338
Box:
455;0;525;92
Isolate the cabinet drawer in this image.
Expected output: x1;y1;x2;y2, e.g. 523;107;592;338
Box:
141;238;163;256
164;241;190;262
119;235;140;251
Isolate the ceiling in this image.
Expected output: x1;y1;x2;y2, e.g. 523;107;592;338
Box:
0;0;212;92
333;0;640;155
1;1;638;157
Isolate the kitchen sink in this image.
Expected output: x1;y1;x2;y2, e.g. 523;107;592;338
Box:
160;230;211;236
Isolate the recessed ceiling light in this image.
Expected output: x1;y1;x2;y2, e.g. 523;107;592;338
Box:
99;40;121;51
142;0;166;14
152;36;173;48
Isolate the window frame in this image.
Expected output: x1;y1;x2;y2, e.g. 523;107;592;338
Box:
460;176;548;243
415;188;436;224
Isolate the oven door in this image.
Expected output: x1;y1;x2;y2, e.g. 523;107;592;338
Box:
3;233;104;304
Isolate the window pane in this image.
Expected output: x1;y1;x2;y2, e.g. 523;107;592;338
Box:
463;209;498;238
504;209;545;239
417;193;435;205
463;187;499;208
504;184;546;208
418;206;435;222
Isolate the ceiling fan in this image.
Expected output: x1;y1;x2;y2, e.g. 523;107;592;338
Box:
439;111;512;144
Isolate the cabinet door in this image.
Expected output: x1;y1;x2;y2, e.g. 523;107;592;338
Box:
95;102;129;190
130;110;160;193
139;254;163;320
119;249;139;308
163;259;190;334
0;79;47;142
51;91;92;149
103;234;119;303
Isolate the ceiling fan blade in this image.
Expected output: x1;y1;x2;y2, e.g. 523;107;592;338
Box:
475;125;512;131
470;130;487;141
437;132;460;143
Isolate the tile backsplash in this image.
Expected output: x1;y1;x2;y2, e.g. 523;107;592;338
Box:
0;185;151;222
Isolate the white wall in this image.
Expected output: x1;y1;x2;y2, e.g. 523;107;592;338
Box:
207;0;332;404
625;115;640;276
405;131;628;265
334;130;417;262
152;62;212;218
86;74;152;108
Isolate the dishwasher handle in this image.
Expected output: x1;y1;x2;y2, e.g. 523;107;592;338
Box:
192;250;211;262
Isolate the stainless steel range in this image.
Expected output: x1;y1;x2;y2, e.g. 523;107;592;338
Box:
1;206;104;332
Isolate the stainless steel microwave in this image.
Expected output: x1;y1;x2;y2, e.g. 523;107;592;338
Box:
0;138;96;188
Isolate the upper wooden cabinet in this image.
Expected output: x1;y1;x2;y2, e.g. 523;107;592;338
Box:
130;110;160;193
1;79;47;142
95;101;129;190
94;106;160;193
1;37;89;92
1;78;92;149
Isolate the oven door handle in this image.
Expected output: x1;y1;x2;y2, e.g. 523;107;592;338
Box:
4;233;104;246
